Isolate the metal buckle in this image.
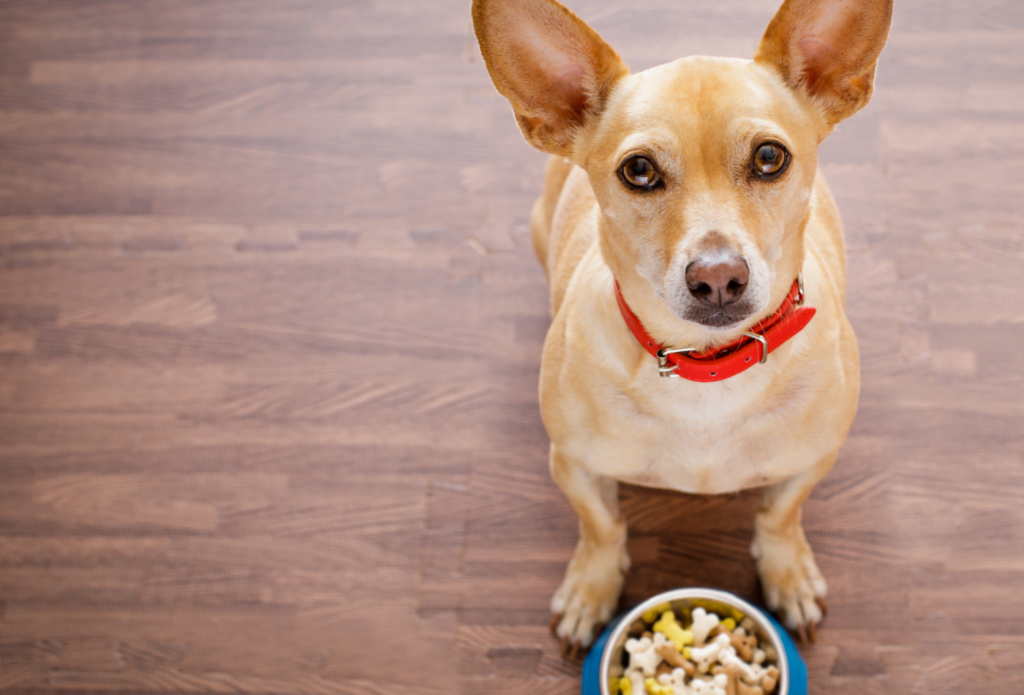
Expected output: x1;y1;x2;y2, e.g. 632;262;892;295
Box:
657;347;696;378
795;272;805;307
743;332;769;364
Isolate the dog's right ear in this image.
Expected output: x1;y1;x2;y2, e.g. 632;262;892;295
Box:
472;0;629;157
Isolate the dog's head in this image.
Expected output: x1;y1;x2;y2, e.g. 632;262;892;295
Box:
474;0;891;332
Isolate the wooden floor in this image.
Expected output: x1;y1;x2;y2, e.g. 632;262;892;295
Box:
1;1;1023;693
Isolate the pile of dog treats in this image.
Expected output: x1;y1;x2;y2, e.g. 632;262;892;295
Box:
613;604;780;695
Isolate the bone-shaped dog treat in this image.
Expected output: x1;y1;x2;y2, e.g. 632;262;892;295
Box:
651;631;676;655
729;632;757;662
658;667;690;693
625;635;663;677
655;640;697;677
720;650;765;685
752;648;766;665
761;666;780;694
690;608;721;647
690;632;733;673
654;610;694;651
722;664;739;695
651;630;684;663
689;678;711;694
723;663;765;695
690;673;728;695
723;664;740;695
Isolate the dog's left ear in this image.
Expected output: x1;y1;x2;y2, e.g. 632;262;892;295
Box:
472;0;629;157
755;0;893;126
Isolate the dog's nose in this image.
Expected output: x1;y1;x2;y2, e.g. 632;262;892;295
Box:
685;256;749;306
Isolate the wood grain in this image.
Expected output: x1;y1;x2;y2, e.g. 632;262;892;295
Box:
1;0;1023;693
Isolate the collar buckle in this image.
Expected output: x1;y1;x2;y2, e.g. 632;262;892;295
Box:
742;331;769;364
657;347;696;378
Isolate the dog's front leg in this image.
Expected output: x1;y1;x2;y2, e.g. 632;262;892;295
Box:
549;445;629;654
751;453;837;642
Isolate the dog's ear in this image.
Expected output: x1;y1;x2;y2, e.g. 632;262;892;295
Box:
755;0;893;126
472;0;629;156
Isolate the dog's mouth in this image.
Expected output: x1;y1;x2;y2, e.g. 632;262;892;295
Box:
684;304;753;329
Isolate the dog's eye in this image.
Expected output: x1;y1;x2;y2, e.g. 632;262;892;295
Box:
619;156;661;190
753;143;789;178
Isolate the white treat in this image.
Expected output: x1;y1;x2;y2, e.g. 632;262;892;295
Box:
690;678;714;694
690;632;732;673
652;631;673;651
659;667;692;695
624;635;662;677
690;608;721;647
690;673;728;695
720;650;764;685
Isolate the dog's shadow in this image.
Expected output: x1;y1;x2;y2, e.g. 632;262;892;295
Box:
618;484;764;610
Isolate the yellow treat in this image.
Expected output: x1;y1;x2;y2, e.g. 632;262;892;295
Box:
683;647;692;659
642;602;673;624
653;611;694;651
722;618;736;632
617;676;633;695
644;677;674;695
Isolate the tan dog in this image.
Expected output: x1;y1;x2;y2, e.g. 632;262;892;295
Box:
473;0;892;650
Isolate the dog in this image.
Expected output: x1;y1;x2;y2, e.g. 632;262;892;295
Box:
472;0;892;651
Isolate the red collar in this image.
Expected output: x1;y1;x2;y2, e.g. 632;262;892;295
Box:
614;276;816;382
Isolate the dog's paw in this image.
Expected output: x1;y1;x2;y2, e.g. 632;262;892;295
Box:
549;538;629;658
751;528;828;642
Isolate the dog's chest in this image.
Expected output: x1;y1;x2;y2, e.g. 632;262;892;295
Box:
584;377;822;494
614;423;798;494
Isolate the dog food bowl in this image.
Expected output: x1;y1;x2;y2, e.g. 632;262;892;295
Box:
581;587;807;695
